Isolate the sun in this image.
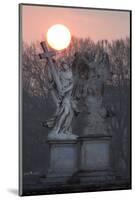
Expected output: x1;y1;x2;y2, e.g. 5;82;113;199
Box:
46;24;71;50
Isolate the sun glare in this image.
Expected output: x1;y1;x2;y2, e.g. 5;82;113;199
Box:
46;24;71;50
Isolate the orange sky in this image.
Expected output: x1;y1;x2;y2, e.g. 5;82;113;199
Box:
22;5;130;44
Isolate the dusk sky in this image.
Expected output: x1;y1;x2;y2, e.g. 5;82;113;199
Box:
22;5;130;44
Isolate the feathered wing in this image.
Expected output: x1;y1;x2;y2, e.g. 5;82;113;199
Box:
71;59;91;116
71;54;90;100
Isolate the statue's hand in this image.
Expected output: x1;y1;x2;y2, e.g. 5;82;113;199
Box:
59;89;64;97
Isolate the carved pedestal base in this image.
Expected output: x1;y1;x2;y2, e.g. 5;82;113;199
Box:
77;135;115;183
44;138;78;184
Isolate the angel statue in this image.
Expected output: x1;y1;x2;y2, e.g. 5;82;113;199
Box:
39;42;79;140
71;50;112;136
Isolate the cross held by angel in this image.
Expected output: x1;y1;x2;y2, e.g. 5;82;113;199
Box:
39;41;78;139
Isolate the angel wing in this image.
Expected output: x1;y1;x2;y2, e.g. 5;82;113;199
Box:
71;53;90;100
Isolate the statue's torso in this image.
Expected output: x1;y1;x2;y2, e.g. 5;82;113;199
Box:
60;69;73;91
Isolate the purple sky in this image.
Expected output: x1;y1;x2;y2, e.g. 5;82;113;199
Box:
22;5;130;44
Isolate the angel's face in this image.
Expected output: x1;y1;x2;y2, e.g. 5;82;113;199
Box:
62;63;69;71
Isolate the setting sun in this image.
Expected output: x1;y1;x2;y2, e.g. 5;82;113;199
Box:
46;24;71;50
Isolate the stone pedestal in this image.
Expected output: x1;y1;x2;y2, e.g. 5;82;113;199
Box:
45;138;78;184
77;135;115;182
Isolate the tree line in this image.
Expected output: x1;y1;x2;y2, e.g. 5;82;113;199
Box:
22;37;130;97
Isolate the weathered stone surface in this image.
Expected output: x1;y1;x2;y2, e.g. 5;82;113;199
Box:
79;135;111;170
77;135;114;182
45;139;78;183
47;131;78;140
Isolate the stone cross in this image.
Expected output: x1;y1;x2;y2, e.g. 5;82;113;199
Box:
39;41;56;60
39;41;62;92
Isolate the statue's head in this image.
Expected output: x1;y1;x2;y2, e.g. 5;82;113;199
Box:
60;59;69;71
